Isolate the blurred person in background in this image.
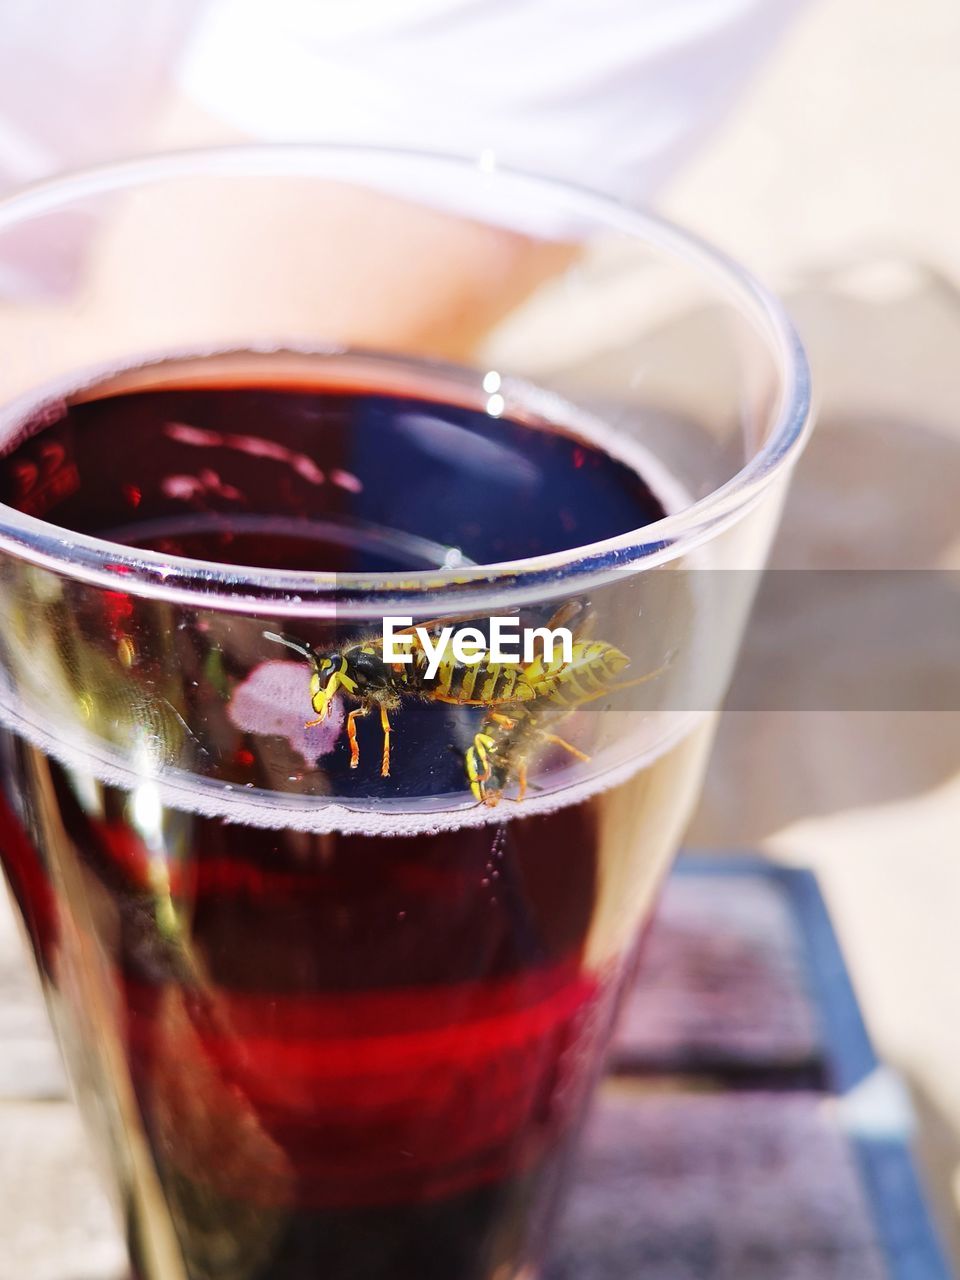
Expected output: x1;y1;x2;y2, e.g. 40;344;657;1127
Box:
0;0;805;360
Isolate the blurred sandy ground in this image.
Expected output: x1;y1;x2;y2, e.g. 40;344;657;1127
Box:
2;0;959;1274
666;0;960;281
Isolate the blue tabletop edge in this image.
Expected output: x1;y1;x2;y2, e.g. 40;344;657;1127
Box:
674;851;954;1280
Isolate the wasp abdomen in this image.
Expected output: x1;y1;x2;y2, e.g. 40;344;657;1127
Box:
412;652;538;705
529;641;629;707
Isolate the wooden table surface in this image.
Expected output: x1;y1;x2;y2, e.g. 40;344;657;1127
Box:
549;858;951;1280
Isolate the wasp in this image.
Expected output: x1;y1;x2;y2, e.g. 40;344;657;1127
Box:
463;647;626;805
264;604;668;803
460;602;678;805
263;631;404;779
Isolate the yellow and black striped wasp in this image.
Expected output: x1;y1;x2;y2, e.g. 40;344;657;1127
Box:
264;602;668;805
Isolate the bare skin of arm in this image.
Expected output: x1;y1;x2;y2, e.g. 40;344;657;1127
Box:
0;98;576;396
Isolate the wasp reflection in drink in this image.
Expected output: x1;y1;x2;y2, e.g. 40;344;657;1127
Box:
0;348;721;1279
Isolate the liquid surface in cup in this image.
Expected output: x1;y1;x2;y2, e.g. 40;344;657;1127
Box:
0;353;706;1280
0;353;663;570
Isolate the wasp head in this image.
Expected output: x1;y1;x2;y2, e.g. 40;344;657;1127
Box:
311;645;397;719
263;632;397;722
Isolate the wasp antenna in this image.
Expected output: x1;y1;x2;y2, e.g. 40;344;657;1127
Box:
263;631;315;660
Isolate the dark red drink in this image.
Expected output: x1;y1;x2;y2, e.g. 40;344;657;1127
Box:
0;351;706;1279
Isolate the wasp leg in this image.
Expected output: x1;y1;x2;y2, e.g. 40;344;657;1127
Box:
380;704;392;778
465;732;497;803
305;698;333;728
564;655;675;712
516;763;528;801
607;656;675;691
346;706;370;769
539;731;591;763
489;712;517;729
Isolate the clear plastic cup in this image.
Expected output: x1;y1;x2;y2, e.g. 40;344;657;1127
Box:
0;147;811;1280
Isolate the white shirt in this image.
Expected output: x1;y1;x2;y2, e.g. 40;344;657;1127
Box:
0;0;803;280
181;0;804;216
